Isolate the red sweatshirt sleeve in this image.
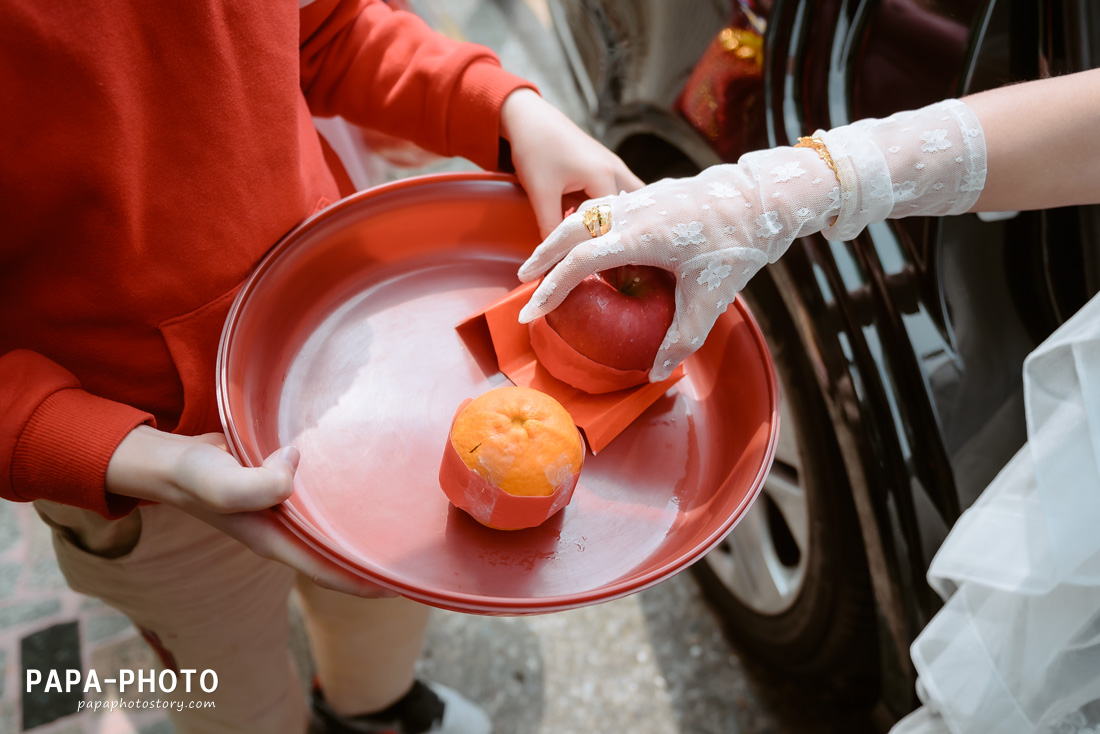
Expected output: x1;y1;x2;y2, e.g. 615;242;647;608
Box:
299;0;537;171
1;350;153;519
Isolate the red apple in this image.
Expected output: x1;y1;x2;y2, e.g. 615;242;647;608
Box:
542;265;676;372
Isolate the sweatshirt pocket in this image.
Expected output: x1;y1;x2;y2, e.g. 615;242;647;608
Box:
158;284;241;436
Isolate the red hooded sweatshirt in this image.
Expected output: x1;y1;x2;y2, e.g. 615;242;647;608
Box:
0;0;534;518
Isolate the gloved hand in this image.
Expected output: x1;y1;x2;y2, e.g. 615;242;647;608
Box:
517;99;987;380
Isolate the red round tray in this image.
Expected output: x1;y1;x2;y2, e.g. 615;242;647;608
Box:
218;172;778;615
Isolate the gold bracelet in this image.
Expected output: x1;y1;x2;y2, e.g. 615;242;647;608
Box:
796;135;840;227
795;136;838;177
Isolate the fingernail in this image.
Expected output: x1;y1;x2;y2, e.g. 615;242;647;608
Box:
276;446;300;470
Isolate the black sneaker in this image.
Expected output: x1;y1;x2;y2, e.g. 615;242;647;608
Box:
308;680;492;734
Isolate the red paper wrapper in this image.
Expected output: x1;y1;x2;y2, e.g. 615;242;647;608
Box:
455;281;684;454
528;315;651;393
438;399;582;530
676;23;768;162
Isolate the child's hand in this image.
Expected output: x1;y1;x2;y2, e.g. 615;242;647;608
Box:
105;426;396;598
500;89;643;238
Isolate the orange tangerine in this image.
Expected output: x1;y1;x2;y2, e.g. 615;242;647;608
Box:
449;386;584;497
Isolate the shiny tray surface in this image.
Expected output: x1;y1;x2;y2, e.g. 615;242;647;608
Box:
218;173;778;614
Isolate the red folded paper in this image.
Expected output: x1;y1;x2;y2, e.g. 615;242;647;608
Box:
527;315;653;393
438;399;581;530
455;282;684;454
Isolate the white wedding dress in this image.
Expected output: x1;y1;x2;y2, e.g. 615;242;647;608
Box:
892;290;1100;734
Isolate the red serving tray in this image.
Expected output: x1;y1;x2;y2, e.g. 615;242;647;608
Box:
217;172;778;615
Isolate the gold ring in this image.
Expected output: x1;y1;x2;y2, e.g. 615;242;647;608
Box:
582;204;612;237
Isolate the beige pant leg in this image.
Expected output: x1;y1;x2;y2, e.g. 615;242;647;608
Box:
36;501;308;734
294;579;431;716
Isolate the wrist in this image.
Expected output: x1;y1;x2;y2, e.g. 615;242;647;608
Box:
728;146;842;252
817;99;987;241
105;425;187;504
498;88;544;142
815;122;893;242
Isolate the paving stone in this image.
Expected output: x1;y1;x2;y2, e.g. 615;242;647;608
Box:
0;503;19;557
83;614;135;646
0;601;62;631
138;718;175;734
0;564;20;601
23;555;69;594
0;699;19;734
21;621;82;729
37;723;84;734
79;597;110;613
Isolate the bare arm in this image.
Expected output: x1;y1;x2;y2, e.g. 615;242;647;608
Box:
967;68;1100;212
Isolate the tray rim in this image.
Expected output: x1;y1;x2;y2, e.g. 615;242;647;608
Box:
217;171;780;614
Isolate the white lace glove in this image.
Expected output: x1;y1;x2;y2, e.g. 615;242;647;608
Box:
517;99;987;381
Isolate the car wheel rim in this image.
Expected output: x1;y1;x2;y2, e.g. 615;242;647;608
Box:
706;381;808;615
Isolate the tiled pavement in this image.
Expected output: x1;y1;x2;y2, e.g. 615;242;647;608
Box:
0;502;171;734
0;499;879;734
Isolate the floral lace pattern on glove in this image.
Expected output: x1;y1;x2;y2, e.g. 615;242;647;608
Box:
518;99;987;381
819;99;987;241
518;146;839;380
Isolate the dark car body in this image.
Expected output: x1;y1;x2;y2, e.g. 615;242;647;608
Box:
550;0;1100;723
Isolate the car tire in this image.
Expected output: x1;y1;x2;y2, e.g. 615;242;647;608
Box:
690;266;879;699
